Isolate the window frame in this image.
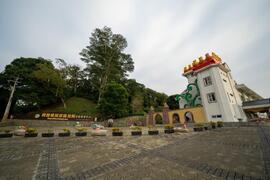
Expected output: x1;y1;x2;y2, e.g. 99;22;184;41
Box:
203;76;212;87
207;92;217;103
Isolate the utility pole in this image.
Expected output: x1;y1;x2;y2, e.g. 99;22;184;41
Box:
2;77;19;122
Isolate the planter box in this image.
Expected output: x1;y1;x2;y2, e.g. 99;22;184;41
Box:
148;130;159;135
58;132;71;137
0;133;13;138
193;127;204;132
75;132;87;136
164;129;174;134
112;132;123;136
131;131;142;136
42;133;54;137
25;133;38;137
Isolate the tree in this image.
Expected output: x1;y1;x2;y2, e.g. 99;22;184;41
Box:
66;65;84;96
166;94;179;110
32;63;66;108
1;57;62;114
80;26;134;103
98;83;129;119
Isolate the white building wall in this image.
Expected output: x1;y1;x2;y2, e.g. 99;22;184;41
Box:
196;65;246;122
196;68;223;122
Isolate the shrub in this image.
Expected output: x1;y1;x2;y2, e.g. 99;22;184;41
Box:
130;126;142;131
63;128;70;133
164;124;174;130
26;128;37;134
155;115;163;124
217;121;223;126
4;130;12;134
194;123;204;127
210;121;216;126
112;127;121;132
47;129;53;133
77;128;87;132
148;125;157;130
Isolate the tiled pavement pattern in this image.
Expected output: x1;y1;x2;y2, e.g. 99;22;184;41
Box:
0;125;269;180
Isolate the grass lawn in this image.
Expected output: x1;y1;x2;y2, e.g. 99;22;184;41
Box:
42;97;97;116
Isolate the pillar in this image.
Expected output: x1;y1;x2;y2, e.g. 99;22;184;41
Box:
162;103;170;124
147;106;155;126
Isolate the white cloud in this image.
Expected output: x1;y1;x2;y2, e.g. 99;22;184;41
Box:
0;0;269;97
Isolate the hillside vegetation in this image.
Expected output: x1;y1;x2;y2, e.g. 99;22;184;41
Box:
42;97;97;116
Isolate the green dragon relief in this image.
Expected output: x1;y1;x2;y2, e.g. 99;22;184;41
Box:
175;79;202;108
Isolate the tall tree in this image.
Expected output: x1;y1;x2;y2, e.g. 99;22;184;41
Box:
80;26;134;103
98;83;129;119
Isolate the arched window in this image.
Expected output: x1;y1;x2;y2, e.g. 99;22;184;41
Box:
155;114;163;124
172;113;180;123
184;111;194;123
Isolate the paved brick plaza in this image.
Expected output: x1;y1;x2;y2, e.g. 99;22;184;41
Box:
0;125;269;180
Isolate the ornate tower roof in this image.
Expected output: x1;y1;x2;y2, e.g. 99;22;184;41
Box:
183;52;222;75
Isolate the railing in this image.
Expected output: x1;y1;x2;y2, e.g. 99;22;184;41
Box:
243;98;270;107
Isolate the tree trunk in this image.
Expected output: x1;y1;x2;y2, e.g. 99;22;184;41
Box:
61;98;66;109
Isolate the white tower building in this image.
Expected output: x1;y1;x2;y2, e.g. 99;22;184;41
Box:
178;52;247;122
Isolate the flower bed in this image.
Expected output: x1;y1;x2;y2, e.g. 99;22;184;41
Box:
164;124;174;134
25;128;38;137
112;128;123;136
58;128;71;137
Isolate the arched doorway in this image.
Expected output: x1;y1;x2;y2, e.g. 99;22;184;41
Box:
155;114;163;124
184;111;194;123
172;113;180;124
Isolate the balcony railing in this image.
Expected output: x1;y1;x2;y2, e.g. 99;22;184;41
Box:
243;98;270;107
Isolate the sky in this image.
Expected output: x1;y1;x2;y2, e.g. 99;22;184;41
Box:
0;0;269;97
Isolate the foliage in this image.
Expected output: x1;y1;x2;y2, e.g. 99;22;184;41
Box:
217;121;223;126
77;128;87;132
112;127;121;132
166;94;179;110
41;97;97;116
210;121;217;126
130;126;142;131
1;57;63;113
98;83;129;119
148;125;157;130
155;114;163;124
80;26;134;103
63;128;70;133
26;128;37;134
4;129;11;134
47;129;53;133
194;123;204;127
0;27;168;119
164;124;174;130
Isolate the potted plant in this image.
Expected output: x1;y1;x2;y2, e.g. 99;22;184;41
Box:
164;124;174;134
25;128;38;137
42;129;54;137
112;127;123;136
75;128;87;136
203;123;210;130
0;130;13;138
130;126;142;136
148;126;159;135
58;128;71;137
210;121;216;129
217;121;223;128
193;123;204;132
